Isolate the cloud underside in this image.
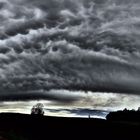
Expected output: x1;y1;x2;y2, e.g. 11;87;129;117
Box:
0;91;140;116
0;0;140;101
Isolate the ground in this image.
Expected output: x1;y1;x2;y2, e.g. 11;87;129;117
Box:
0;113;139;140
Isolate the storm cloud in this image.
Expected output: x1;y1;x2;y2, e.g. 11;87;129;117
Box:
0;0;140;101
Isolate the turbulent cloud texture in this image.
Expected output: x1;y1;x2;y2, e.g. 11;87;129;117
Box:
0;0;140;101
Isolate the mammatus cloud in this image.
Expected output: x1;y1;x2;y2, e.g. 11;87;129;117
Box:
0;0;140;101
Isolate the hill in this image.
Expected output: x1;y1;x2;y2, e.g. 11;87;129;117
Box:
106;110;140;122
0;113;139;139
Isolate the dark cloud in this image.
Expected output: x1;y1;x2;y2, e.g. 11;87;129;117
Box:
0;0;140;101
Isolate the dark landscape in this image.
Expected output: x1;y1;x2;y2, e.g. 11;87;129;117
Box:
0;111;140;140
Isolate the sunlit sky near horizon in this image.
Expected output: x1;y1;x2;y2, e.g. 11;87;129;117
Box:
0;90;140;118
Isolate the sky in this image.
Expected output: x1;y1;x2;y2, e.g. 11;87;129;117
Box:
0;0;140;117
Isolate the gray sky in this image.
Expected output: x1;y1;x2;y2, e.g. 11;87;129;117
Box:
0;0;140;112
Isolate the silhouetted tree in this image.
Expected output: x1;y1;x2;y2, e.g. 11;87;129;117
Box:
123;108;128;112
31;103;44;115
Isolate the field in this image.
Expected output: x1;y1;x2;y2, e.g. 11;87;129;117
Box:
0;113;139;140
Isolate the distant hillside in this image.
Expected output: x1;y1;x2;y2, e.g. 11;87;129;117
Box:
106;110;140;122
